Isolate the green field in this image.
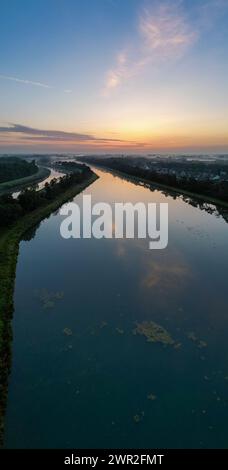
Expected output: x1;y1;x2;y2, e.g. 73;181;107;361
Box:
0;166;50;194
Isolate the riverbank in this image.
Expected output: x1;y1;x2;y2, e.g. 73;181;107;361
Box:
0;171;98;445
0;167;50;195
86;162;228;210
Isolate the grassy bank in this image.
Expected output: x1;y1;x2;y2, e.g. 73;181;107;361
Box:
0;171;98;445
90;163;228;210
0;166;50;195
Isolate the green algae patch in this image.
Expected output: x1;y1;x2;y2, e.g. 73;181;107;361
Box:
187;332;207;348
63;328;73;336
133;321;176;347
116;327;124;335
133;411;144;423
147;393;157;401
34;289;64;309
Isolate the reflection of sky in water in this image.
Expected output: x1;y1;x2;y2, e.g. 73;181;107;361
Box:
37;168;64;190
4;168;228;449
13;167;64;198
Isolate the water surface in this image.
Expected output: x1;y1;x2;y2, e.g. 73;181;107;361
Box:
5;168;228;449
13;167;64;198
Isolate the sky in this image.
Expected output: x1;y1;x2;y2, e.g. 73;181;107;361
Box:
0;0;228;154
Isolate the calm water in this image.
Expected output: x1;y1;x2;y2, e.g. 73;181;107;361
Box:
13;167;64;198
4;168;228;449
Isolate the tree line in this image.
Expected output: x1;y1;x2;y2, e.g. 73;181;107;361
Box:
53;161;84;172
0;164;92;227
83;157;228;203
0;157;38;184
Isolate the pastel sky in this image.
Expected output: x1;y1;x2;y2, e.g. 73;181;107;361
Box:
0;0;228;153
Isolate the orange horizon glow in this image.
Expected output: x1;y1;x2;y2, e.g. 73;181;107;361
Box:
1;1;228;154
1;124;228;153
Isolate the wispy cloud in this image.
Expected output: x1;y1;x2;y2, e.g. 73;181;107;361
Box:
0;74;52;89
196;0;228;29
139;2;197;58
0;123;138;145
103;0;225;94
0;74;72;93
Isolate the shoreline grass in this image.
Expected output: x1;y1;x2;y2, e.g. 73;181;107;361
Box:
0;171;98;445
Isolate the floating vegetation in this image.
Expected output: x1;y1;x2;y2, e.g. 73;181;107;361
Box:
133;321;176;347
90;322;107;335
133;414;141;423
55;292;64;300
187;332;207;348
34;289;64;309
43;300;54;309
116;328;124;335
133;411;144;423
63;328;73;336
188;332;197;341
147;394;157;401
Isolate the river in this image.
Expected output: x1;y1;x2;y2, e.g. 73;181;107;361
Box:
4;167;228;449
12;167;65;198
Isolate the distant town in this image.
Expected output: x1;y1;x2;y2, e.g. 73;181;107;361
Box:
1;153;228;185
103;154;228;184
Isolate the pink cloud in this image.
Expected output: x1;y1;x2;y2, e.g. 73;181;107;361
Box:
103;1;198;94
